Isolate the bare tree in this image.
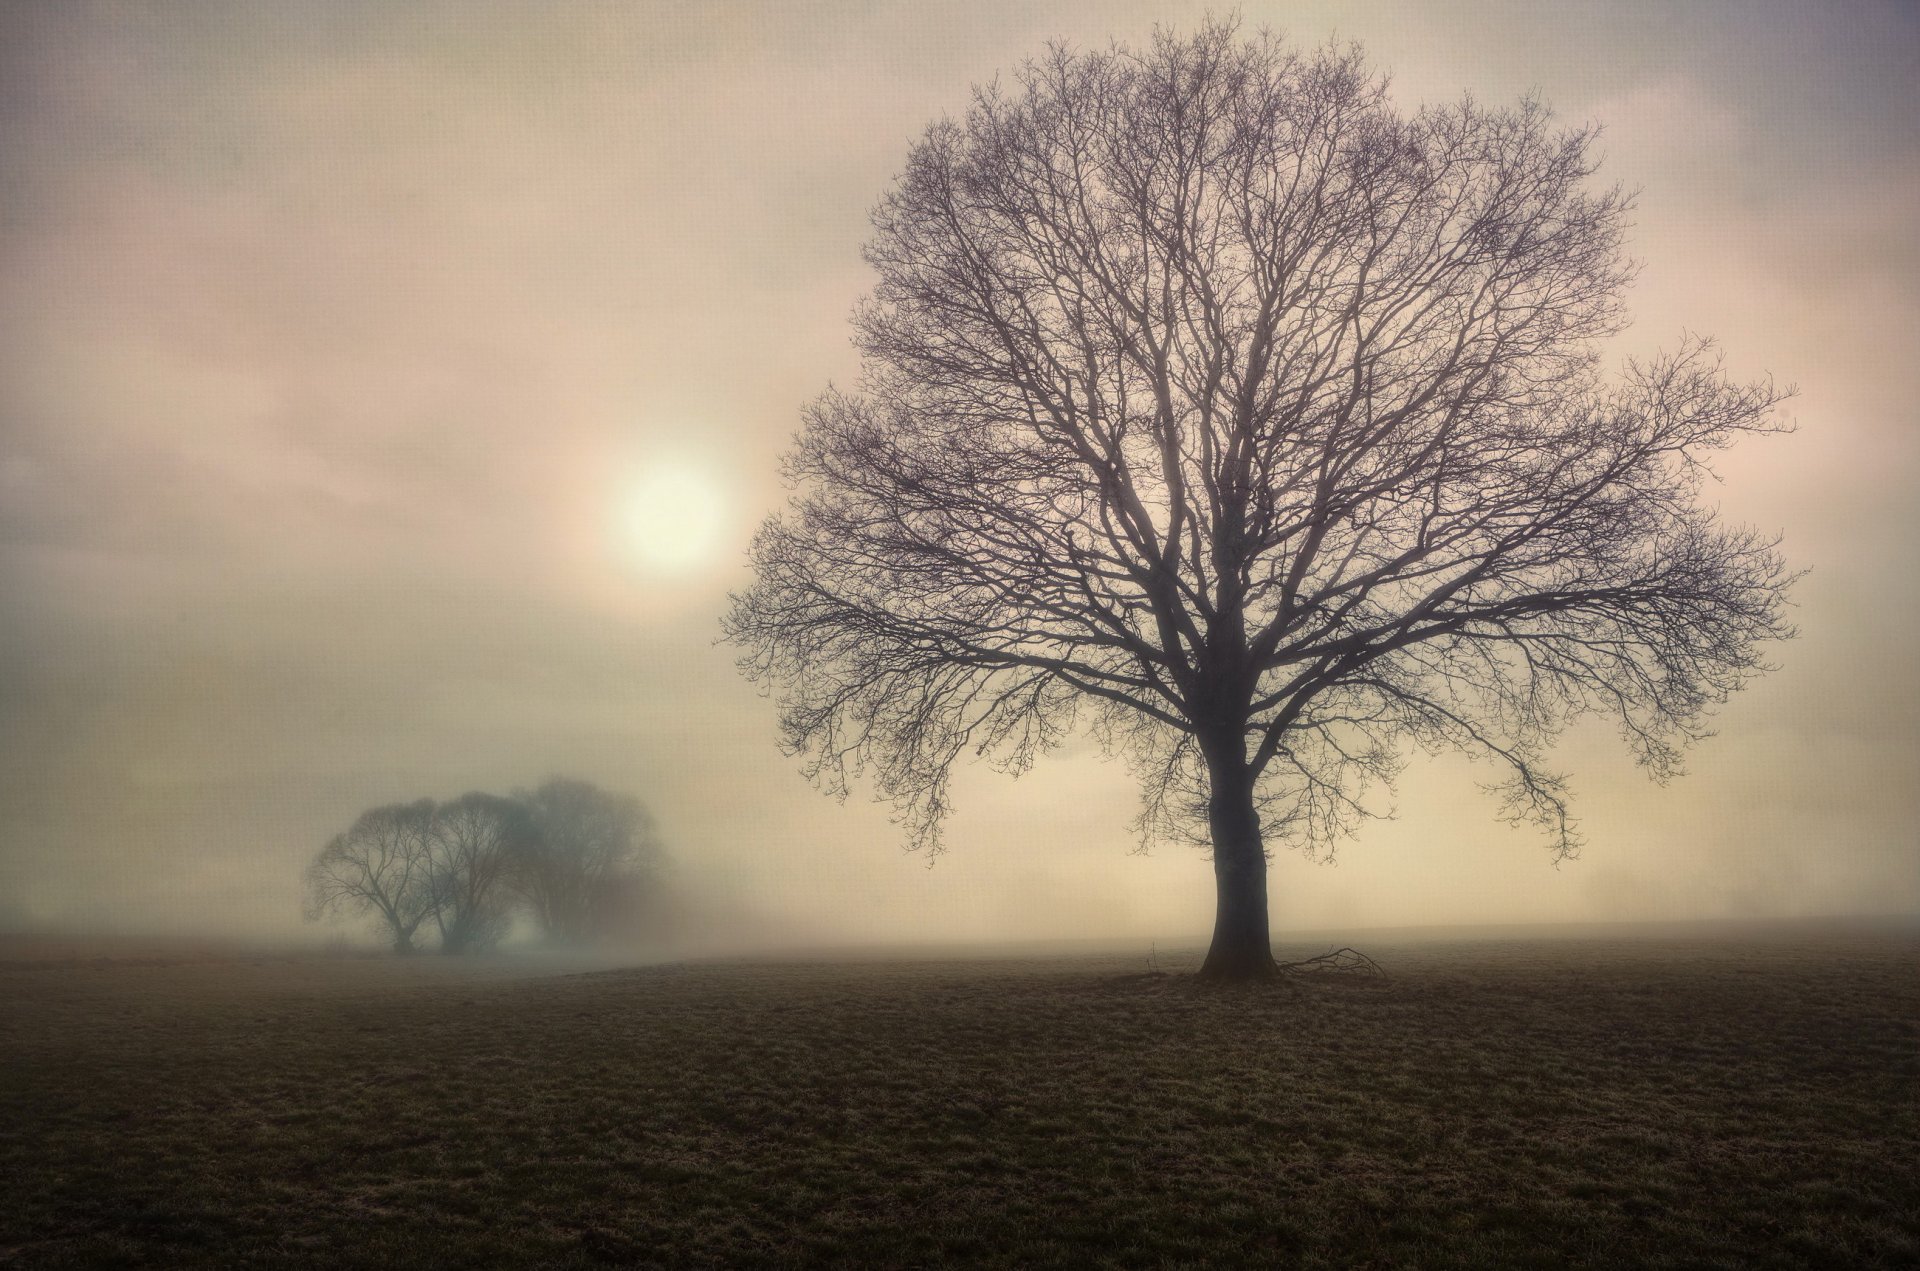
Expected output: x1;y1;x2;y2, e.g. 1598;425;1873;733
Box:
425;792;530;954
513;778;660;947
725;22;1797;981
303;800;437;953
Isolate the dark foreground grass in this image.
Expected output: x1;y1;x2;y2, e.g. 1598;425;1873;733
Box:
2;926;1916;1268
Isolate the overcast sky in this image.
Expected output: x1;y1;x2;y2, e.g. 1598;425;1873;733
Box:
2;0;1915;949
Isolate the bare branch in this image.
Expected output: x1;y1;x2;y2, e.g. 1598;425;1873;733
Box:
723;20;1795;977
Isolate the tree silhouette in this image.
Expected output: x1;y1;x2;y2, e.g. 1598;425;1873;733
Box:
514;778;660;946
425;792;530;955
725;22;1796;980
303;800;437;954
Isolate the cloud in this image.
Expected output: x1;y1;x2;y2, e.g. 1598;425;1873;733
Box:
2;1;1914;946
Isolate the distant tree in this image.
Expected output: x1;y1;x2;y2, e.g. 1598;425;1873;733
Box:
513;778;660;946
303;800;437;954
724;22;1797;980
425;792;531;954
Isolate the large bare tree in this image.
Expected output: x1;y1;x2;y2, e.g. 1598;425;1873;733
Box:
303;800;437;954
725;23;1795;980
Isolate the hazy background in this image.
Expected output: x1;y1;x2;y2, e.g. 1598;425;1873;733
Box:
2;0;1915;950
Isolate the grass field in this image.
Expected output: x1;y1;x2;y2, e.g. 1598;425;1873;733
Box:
2;924;1916;1268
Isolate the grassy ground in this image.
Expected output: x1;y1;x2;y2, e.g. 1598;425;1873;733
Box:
2;925;1915;1268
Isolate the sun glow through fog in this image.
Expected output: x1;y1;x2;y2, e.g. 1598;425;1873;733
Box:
621;459;726;576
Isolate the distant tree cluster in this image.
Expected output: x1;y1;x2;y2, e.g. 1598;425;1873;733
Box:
304;779;662;954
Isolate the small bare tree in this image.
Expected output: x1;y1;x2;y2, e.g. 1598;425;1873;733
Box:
303;800;437;954
725;21;1796;980
425;792;530;954
514;778;660;947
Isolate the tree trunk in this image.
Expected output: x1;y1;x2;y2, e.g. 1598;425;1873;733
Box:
1198;732;1276;982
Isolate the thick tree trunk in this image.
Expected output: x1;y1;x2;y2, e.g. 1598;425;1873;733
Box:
380;905;418;955
1197;733;1276;982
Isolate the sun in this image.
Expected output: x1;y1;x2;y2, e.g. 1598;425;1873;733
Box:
621;459;727;576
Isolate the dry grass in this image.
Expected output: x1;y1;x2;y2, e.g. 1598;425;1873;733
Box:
2;924;1915;1268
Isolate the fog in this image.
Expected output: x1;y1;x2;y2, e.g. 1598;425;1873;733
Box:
2;0;1915;953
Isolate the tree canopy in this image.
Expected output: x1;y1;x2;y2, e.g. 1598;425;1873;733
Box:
304;800;437;954
515;778;661;947
725;21;1795;979
303;780;664;955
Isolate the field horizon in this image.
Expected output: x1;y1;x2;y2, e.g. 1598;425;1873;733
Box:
6;909;1916;970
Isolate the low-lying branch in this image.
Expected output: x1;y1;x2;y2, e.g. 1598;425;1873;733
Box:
1276;947;1385;977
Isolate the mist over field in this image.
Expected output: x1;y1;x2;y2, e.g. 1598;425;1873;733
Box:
2;0;1915;955
3;7;1918;1267
3;925;1913;1267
